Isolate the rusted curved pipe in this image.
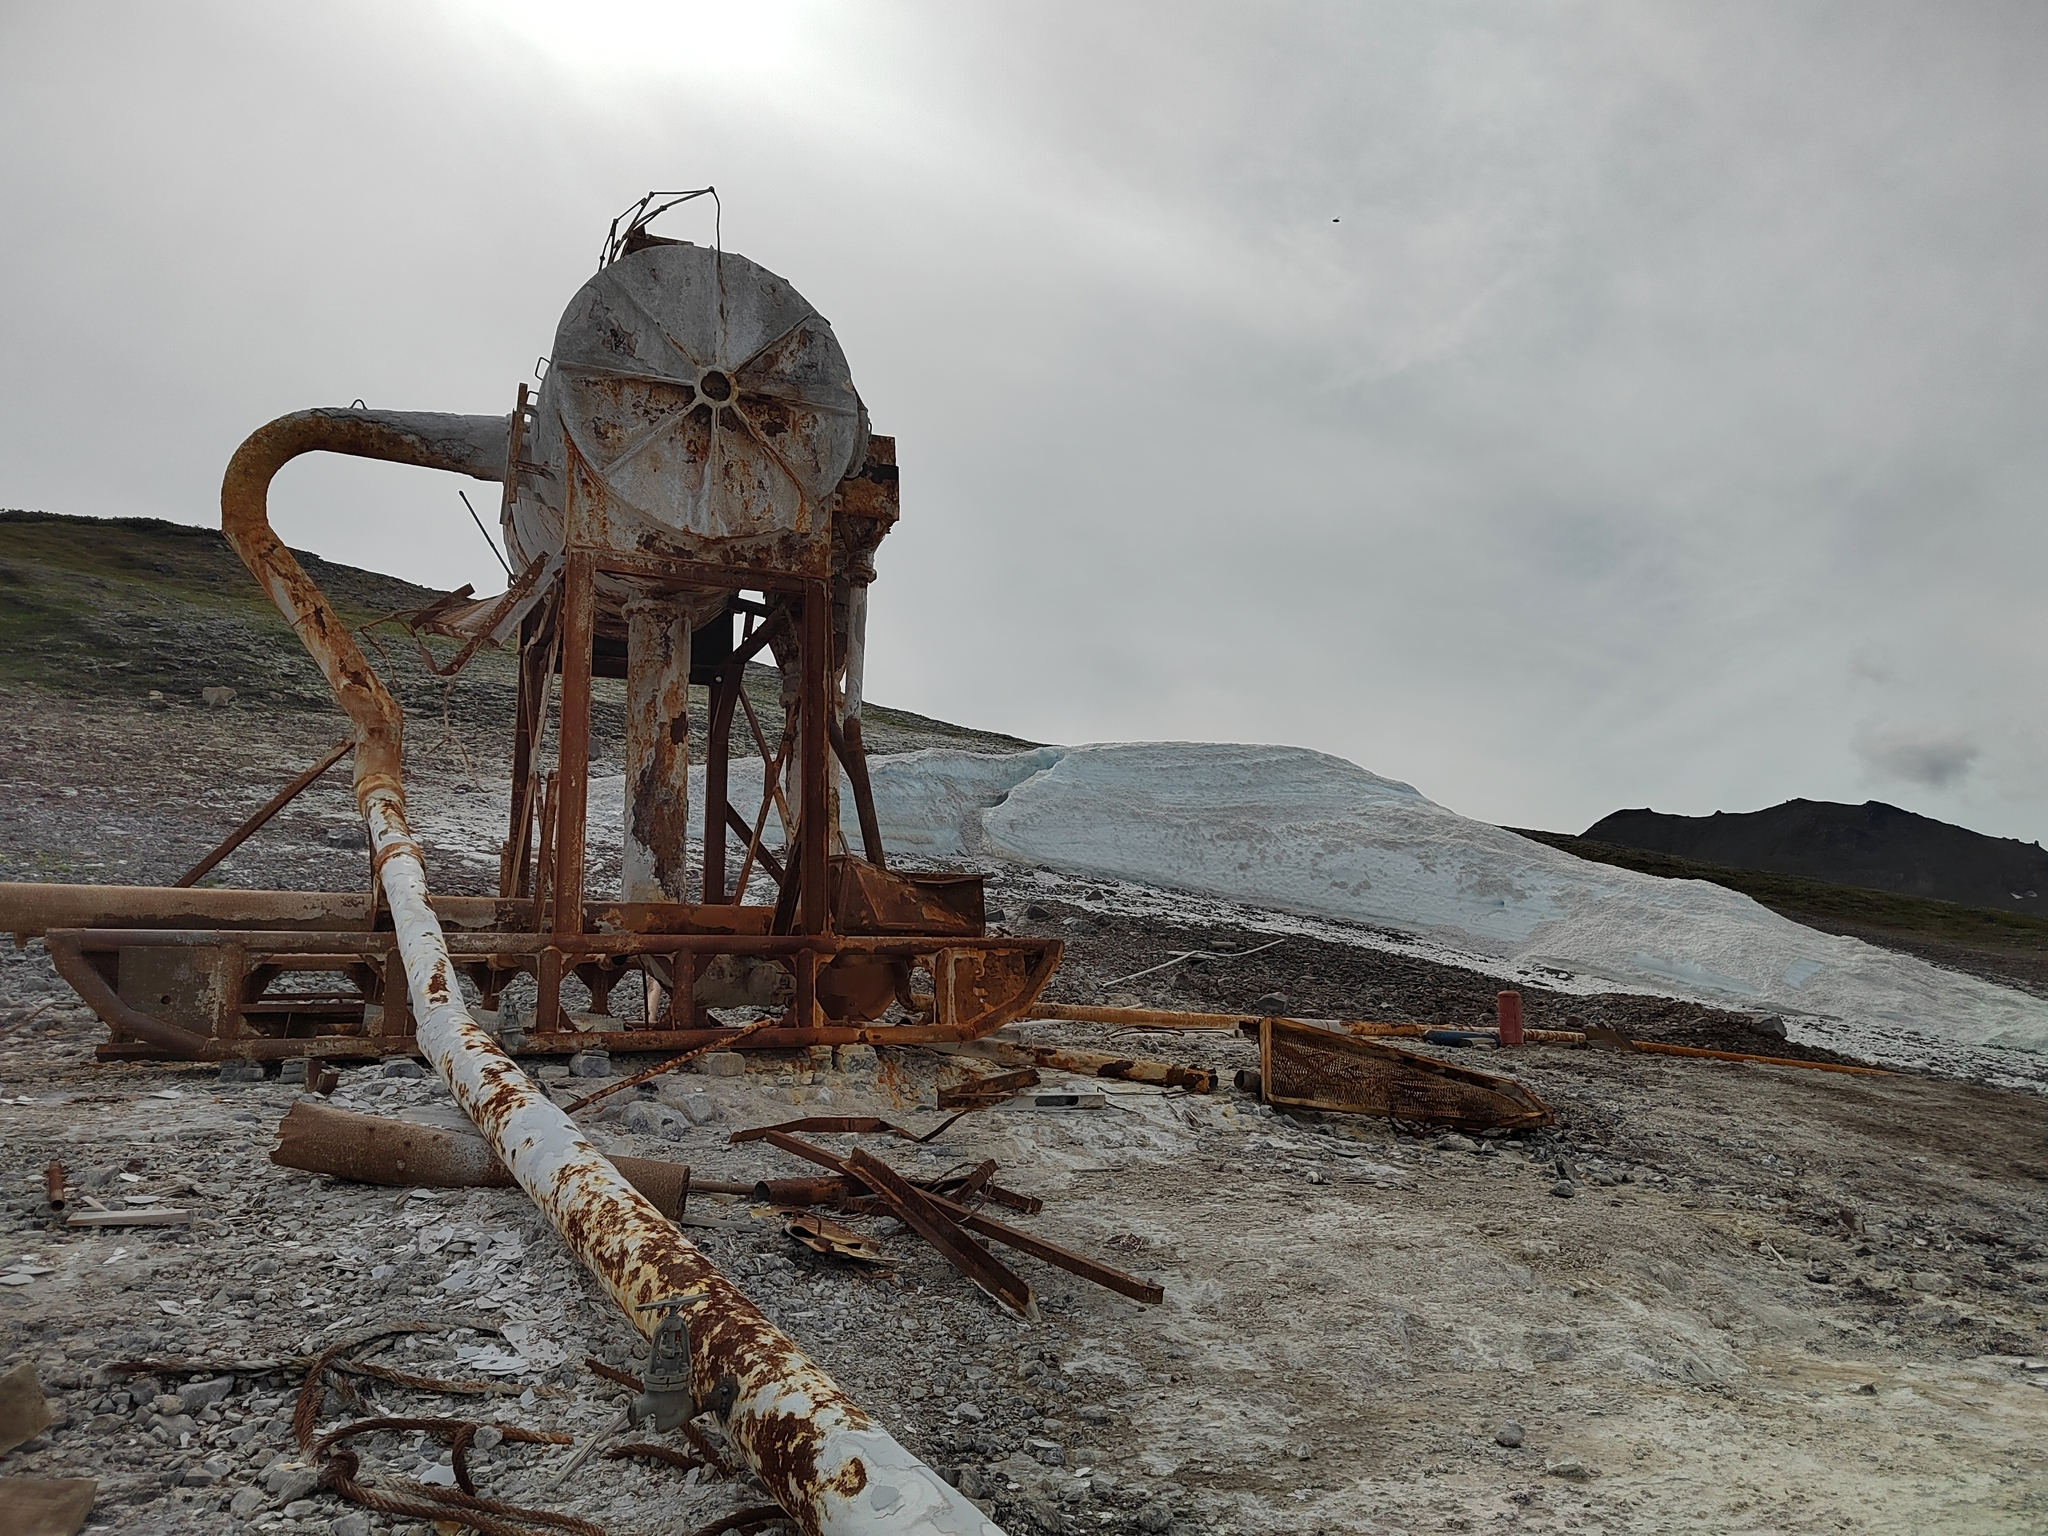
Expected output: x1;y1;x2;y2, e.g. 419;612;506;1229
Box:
219;407;510;799
222;410;999;1534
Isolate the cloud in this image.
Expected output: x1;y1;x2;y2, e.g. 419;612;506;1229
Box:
3;3;2048;844
1853;723;1981;791
1849;645;1897;686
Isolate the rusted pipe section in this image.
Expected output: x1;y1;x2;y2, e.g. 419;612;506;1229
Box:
219;407;509;797
362;787;997;1533
270;1100;694;1216
1012;1045;1213;1094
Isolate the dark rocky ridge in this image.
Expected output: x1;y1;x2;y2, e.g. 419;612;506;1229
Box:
1584;798;2048;915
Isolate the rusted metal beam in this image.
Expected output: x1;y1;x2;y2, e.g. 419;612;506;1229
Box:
624;598;693;905
842;1149;1038;1321
550;549;596;943
175;738;353;889
1020;1003;1248;1031
1008;1046;1213;1094
917;1189;1163;1306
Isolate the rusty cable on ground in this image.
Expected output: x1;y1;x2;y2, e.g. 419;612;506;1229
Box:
582;1356;643;1392
333;1357;525;1397
562;1015;779;1114
605;1442;709;1470
317;1445;606;1536
301;1357;597;1536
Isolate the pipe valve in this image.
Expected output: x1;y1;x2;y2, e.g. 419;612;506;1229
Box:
630;1293;735;1433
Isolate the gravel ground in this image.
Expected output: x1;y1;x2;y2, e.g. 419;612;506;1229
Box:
4;692;2048;1533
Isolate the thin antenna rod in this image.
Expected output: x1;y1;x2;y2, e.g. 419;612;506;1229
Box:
458;489;514;579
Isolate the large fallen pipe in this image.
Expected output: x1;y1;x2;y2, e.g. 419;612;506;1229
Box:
222;410;998;1536
270;1100;695;1215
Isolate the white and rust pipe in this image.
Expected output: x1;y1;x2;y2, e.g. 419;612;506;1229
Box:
221;409;1002;1536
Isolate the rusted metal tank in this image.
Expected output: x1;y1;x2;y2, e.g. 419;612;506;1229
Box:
512;241;869;607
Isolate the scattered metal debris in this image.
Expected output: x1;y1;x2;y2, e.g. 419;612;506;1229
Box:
729;1114;965;1146
783;1211;892;1266
937;1066;1041;1109
1256;1017;1554;1130
0;1360;55;1455
745;1130;1162;1307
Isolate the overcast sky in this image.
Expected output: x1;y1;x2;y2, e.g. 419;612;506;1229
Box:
4;2;2046;843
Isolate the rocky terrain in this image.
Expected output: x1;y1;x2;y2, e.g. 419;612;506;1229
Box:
2;687;2045;1534
2;516;2046;1533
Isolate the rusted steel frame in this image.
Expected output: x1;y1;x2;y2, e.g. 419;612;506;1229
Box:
550;549;596;938
589;549;819;592
726;802;789;889
175;737;354;889
43;932;211;1059
51;928;1058;963
503;609;562;900
730;721;794;902
0;883;522;938
799;581;831;935
702;607;790;903
560;1016;778;1113
704;670;735;902
93;1018;1032;1062
735;681;796;839
270;1100;693;1216
842;1149;1038;1321
826;711;886;870
501;624;535;897
357;791;991;1533
834;579;885;868
533;772;561;926
223;404;992;1522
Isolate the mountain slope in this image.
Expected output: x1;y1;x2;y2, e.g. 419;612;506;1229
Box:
0;508;1035;759
1583;799;2048;915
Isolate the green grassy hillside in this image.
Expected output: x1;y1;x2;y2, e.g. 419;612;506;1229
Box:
0;509;1036;759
